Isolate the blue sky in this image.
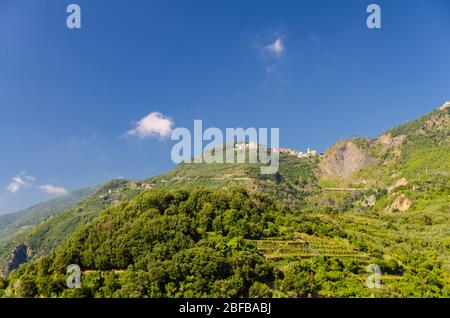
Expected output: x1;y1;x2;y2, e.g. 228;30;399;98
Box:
1;0;450;214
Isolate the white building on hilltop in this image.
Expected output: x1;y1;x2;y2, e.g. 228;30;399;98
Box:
274;147;318;158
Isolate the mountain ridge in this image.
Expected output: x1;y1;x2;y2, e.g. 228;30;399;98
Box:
0;187;99;248
0;102;448;298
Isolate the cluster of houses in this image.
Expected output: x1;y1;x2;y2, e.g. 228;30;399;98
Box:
97;182;155;206
233;143;318;158
234;142;259;150
274;147;318;158
139;182;154;190
98;189;122;205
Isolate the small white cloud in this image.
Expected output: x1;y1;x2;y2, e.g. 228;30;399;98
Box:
127;112;174;139
39;184;68;196
7;172;36;193
265;35;285;56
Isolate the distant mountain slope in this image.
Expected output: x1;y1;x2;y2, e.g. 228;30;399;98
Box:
0;187;98;247
315;103;449;218
0;180;138;272
0;149;320;272
2;103;448;270
1;102;449;298
319;102;450;186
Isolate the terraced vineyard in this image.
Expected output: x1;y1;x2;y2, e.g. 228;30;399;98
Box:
253;233;370;261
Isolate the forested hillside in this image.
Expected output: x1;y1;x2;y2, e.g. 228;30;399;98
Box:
0;187;98;250
0;180;134;271
0;103;448;298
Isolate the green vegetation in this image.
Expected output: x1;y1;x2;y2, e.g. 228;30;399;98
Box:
2;189;283;297
147;151;319;209
0;180;139;270
0;186;98;248
0;105;448;298
1;183;449;298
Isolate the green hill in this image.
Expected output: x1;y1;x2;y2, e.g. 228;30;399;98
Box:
0;180;138;272
0;187;98;249
0;152;319;273
0;102;449;298
146;149;319;208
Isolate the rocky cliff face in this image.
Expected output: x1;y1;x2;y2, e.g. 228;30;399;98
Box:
3;243;31;275
319;140;375;178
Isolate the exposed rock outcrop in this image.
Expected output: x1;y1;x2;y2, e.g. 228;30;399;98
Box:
319;140;375;178
387;178;408;193
387;194;412;212
377;133;405;149
3;243;32;275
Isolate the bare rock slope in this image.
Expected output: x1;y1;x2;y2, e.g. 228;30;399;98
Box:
319;140;375;178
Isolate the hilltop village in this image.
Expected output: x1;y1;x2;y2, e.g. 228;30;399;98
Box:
235;142;319;158
98;143;319;205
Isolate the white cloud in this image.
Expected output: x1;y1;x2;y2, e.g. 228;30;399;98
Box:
6;172;68;197
7;172;36;193
265;36;285;56
39;184;68;196
127;112;174;139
